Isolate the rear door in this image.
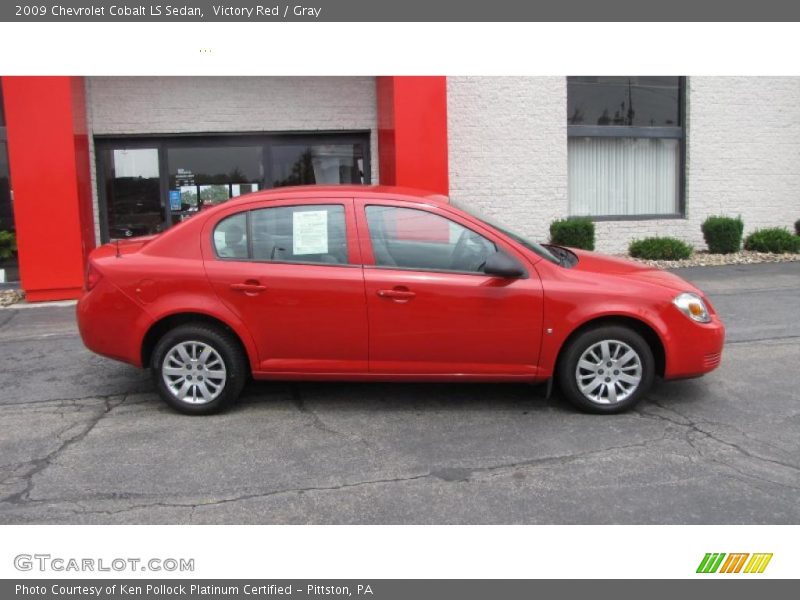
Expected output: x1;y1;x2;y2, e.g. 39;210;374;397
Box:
203;198;368;374
356;199;545;377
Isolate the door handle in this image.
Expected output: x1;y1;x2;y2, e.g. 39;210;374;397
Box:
230;281;266;294
377;288;416;301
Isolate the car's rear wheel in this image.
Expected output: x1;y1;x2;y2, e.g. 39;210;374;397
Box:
151;324;247;415
557;325;655;414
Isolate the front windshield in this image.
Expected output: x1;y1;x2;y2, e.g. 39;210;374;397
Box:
450;200;560;265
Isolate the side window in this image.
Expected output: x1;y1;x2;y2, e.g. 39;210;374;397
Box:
251;204;348;265
213;212;248;259
366;206;496;273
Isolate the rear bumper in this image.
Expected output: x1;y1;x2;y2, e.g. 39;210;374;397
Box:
663;314;726;380
76;278;150;367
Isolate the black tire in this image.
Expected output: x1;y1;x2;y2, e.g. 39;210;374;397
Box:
151;323;248;415
556;325;655;414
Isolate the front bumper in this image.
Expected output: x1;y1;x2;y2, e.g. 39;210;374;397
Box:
663;312;726;380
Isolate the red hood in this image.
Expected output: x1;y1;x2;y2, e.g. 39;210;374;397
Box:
568;248;698;293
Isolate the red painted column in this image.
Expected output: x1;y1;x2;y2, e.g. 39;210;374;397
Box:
2;76;96;301
376;76;449;195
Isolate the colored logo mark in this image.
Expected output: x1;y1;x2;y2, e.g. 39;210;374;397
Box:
696;553;773;574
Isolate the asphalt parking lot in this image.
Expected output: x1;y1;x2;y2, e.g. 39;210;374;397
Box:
0;262;798;524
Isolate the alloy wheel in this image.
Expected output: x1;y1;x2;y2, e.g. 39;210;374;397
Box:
161;340;227;404
575;339;643;405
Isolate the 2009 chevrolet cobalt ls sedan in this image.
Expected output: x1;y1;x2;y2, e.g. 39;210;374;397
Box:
77;186;724;415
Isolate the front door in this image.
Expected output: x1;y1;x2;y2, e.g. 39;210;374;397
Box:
356;201;544;377
203;199;368;374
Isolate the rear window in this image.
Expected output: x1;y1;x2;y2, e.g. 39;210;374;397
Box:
213;213;248;259
213;205;349;265
251;204;348;265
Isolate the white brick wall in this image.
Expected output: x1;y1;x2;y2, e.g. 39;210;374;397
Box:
448;76;800;255
686;77;800;245
447;77;568;244
85;76;378;240
84;76;800;254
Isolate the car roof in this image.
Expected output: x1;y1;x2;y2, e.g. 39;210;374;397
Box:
225;185;450;206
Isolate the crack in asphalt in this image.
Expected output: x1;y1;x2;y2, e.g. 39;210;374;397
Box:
633;401;800;491
0;396;126;505
290;384;374;451
724;334;800;346
0;309;18;330
0;390;150;409
46;473;436;519
1;397;797;520
2;434;673;519
0;332;79;344
428;435;672;482
707;286;799;297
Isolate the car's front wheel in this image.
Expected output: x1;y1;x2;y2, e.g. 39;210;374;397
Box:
151;324;247;415
557;325;655;414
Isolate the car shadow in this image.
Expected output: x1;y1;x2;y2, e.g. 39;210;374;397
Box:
237;379;561;414
233;376;714;416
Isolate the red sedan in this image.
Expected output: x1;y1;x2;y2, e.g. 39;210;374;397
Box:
77;186;725;415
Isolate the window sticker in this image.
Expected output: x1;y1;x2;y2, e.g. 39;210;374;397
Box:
293;210;328;255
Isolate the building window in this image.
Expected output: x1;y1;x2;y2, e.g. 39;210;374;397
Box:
272;143;366;187
567;77;685;218
167;145;263;227
96;133;370;242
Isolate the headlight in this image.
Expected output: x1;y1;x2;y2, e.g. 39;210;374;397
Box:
673;292;711;323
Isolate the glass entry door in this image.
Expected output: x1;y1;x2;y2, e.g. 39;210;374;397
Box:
100;147;164;238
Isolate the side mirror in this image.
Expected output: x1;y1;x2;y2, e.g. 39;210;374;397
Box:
483;251;524;278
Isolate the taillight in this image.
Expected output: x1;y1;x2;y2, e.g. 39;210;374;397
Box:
86;262;102;291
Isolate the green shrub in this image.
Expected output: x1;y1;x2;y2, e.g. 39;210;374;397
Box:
629;237;693;260
0;230;17;261
744;228;800;253
549;217;595;251
795;219;800;236
701;215;743;254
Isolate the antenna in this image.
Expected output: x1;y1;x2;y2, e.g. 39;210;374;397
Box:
115;239;121;258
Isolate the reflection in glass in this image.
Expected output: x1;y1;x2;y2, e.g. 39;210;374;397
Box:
231;183;259;197
168;145;262;225
199;184;230;206
179;185;198;210
568;77;680;127
104;148;163;238
272;144;365;187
